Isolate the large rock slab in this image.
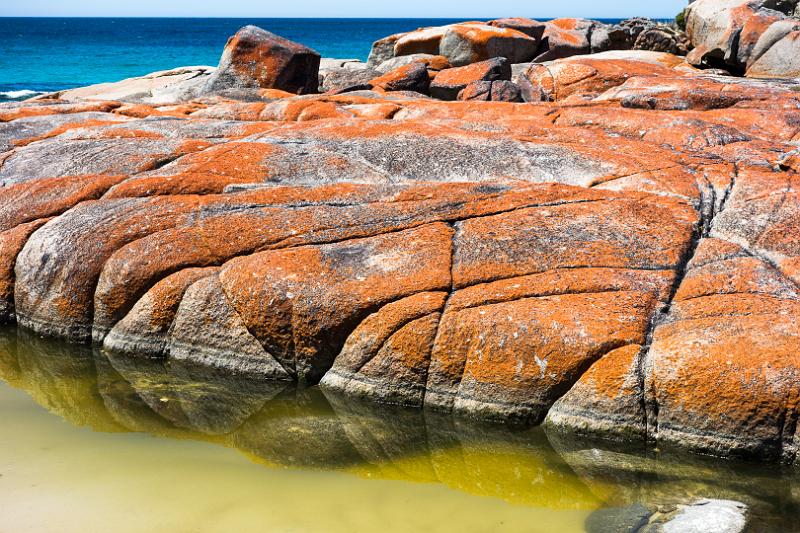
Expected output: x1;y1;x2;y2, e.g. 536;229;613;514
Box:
4;43;800;463
54;67;216;104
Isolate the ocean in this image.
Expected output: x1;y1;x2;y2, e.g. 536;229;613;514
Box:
0;17;640;102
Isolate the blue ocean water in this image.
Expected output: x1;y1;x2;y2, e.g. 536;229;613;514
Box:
0;17;636;101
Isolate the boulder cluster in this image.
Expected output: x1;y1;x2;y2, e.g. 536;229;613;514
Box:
685;0;800;77
3;2;800;465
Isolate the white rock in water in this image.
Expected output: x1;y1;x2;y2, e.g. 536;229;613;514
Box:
661;499;748;533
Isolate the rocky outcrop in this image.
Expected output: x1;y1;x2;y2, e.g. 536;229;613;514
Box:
4;24;800;464
203;25;320;95
54;67;216;104
457;80;522;102
685;0;800;77
513;50;696;102
429;57;511;100
368;62;431;93
367;21;540;68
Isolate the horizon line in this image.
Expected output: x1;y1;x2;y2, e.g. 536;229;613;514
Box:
0;15;679;20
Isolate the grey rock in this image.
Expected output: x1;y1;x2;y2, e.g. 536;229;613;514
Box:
644;499;748;533
0;111;129;152
366;33;404;68
169;275;292;379
375;54;440;74
319;67;381;93
585;503;651;533
56;66;215;104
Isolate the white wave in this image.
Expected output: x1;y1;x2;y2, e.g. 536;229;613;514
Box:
0;90;45;101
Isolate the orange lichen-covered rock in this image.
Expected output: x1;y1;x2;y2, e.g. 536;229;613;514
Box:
430;58;511;100
372;22;539;69
546;344;646;439
203;26;320;95
6;29;800;464
686;0;800;77
438;24;540;66
368;62;430;94
488;17;547;41
534;18;596;62
0;219;51;323
320;291;447;406
211;223;454;383
103;267;219;356
457;80;522;102
514;51;690;102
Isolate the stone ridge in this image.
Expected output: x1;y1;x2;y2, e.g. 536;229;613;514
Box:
3;31;800;463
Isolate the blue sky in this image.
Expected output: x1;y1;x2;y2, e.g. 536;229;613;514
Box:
1;1;687;19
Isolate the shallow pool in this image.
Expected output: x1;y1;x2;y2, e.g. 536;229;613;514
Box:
0;326;798;532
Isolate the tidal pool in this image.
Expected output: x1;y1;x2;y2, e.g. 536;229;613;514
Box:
0;325;799;532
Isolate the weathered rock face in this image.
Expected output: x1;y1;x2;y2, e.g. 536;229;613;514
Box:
513;50;695;102
319;65;379;93
203;26;321;95
4;37;800;464
457;80;522;102
368;62;431;94
367;22;540;68
686;0;800;77
430;57;511;100
54;67;216;104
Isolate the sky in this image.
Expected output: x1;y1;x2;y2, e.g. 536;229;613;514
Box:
0;0;688;19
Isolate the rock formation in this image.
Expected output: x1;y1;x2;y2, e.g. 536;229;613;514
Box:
685;0;800;77
203;25;321;95
4;15;800;465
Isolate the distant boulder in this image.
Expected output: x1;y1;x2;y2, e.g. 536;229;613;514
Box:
366;22;539;69
488;17;547;41
203;25;320;95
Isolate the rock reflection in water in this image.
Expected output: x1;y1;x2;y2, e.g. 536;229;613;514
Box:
2;325;800;530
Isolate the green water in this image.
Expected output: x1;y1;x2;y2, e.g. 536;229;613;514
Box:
0;326;799;532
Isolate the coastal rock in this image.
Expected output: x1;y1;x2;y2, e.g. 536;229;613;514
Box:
203;26;321;95
644;499;748;533
488;17;547;41
685;0;800;77
368;62;431;93
4;22;800;464
534;18;597;62
374;54;451;75
438;23;539;66
457;80;522;102
320;66;380;93
54;67;216;104
513;51;692;102
430;57;511;100
368;22;539;68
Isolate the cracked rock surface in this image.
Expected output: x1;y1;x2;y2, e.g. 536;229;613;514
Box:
3;49;800;462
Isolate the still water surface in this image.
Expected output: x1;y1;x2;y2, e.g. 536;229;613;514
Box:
0;325;799;532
